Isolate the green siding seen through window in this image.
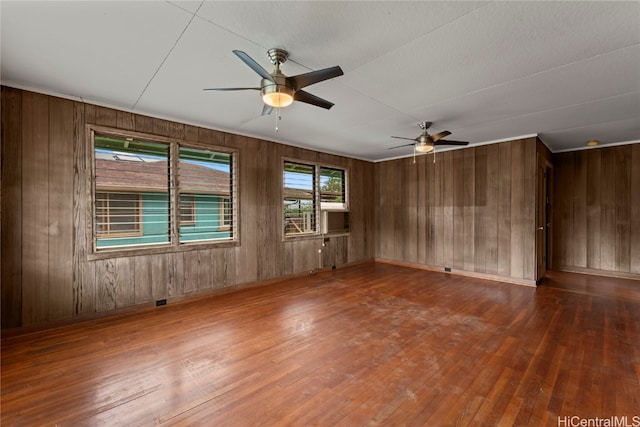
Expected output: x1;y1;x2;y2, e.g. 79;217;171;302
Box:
94;135;170;249
178;146;234;243
96;192;142;237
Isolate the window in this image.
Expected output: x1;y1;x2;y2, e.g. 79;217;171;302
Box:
96;192;142;237
283;161;316;236
179;195;196;226
92;129;236;251
320;166;347;210
178;146;234;243
94;134;170;249
220;197;232;229
283;161;348;237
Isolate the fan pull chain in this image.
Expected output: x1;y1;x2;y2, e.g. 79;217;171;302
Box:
275;107;280;132
433;149;436;163
413;147;416;164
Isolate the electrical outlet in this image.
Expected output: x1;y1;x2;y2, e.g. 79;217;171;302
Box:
156;299;167;306
444;267;452;272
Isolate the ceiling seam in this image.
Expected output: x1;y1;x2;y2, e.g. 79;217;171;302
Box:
131;1;205;110
411;42;640;113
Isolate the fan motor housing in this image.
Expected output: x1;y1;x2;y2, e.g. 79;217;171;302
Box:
261;76;294;107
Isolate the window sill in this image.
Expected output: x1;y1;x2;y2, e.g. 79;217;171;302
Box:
88;240;239;260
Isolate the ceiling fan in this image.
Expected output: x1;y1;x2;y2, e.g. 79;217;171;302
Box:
204;48;344;116
390;121;469;153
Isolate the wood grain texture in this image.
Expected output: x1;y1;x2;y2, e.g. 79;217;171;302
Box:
553;145;639;278
2;263;638;426
21;92;50;324
1;87;23;328
48;97;75;321
375;138;538;282
1;88;374;329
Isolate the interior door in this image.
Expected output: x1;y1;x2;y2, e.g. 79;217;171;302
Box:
536;155;552;283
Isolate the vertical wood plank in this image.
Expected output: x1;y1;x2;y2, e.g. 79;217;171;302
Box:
96;259;117;312
442;150;454;267
73;101;96;315
94;106;117;127
452;149;465;270
405;157;418;263
586;149;601;270
116;111;135;131
48;97;75;320
433;154;444;267
600;148;616;271
416;155;427;265
1;87;23;328
152;253;169;299
134;257;153;304
630;144;640;274
614;145;631;272
485;143;499;275
474;145;487;273
234;135;258;285
510;140;525;278
522;139;537;280
115;257;135;308
463;148;475;271
21;92;50;325
497;142;512;277
573;150;587;268
424;155;436;265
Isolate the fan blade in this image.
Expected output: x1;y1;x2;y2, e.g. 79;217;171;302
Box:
288;66;344;90
232;50;275;83
389;142;417;149
261;104;273;116
434;139;469;146
294;90;335;109
391;136;417;141
202;87;260;91
431;130;451;142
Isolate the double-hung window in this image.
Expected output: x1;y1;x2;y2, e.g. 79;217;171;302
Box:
92;128;236;252
283;160;347;237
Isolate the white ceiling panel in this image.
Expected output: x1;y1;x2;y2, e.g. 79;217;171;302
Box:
1;1;638;161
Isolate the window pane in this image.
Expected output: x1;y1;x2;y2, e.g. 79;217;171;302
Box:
284;161;316;236
179;147;234;243
94;134;170;249
320;166;346;205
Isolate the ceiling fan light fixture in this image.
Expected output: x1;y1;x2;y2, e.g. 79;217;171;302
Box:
262;84;294;108
415;143;434;153
586;139;599;147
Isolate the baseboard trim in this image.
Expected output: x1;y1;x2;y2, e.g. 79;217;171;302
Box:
1;258;376;338
375;258;537;287
552;265;640;281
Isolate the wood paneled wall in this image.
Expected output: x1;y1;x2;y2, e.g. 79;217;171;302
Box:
553;145;640;277
1;87;375;328
375;138;538;282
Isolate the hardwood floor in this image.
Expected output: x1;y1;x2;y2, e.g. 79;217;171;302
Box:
2;263;639;426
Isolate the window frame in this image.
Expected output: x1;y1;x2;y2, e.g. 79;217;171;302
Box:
88;125;239;259
281;158;348;240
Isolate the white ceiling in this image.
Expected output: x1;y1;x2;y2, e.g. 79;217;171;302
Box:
2;1;639;161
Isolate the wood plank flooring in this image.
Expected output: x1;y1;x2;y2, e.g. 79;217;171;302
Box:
2;263;639;426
